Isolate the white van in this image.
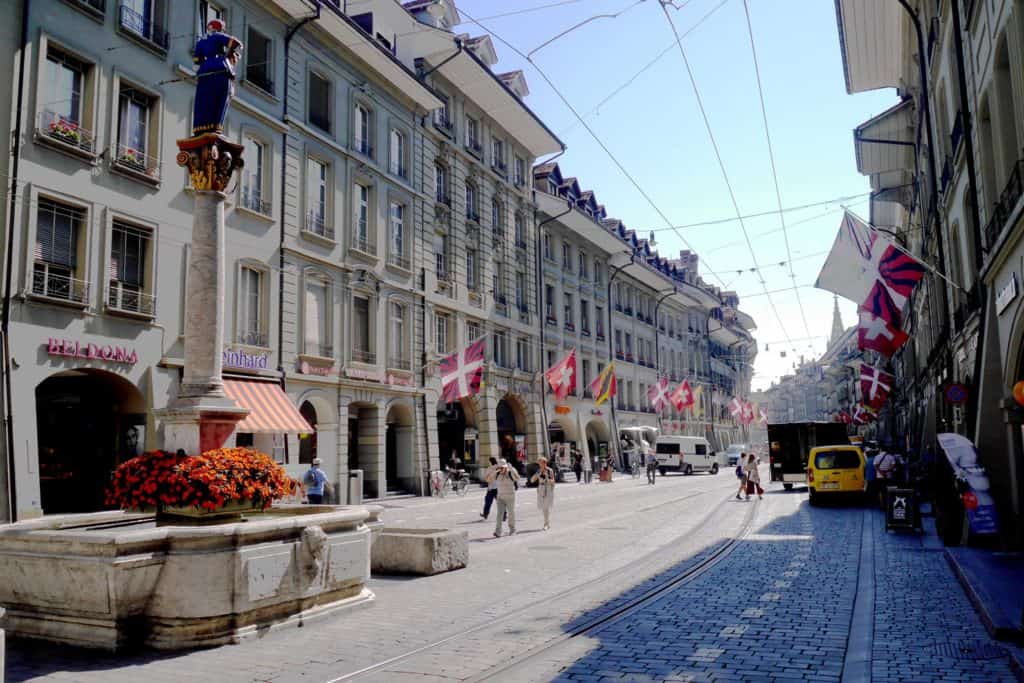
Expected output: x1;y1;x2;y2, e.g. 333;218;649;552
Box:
654;436;718;475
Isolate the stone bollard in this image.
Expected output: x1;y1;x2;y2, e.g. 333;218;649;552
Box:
371;528;468;575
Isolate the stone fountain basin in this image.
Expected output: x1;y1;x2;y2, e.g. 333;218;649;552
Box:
0;504;383;651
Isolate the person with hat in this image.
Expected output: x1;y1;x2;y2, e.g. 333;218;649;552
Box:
487;458;520;537
190;18;243;136
303;458;330;504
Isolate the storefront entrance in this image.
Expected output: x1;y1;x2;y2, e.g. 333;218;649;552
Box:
437;398;477;471
385;403;415;493
496;395;527;473
35;369;145;514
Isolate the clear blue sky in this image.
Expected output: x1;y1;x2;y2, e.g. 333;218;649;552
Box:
453;0;898;390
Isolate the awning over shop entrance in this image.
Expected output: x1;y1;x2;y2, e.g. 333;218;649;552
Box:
223;380;313;434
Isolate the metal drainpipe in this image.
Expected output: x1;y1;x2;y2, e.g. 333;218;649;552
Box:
534;200;573;463
0;0;30;521
277;5;320;467
950;0;986;440
607;253;637;466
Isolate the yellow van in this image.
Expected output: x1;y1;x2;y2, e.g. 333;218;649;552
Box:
807;445;865;504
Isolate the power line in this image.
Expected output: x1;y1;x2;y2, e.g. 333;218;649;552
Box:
475;0;594;21
658;1;799;358
740;0;810;341
457;7;733;291
528;0;647;58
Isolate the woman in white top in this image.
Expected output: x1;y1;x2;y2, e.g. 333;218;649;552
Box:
531;456;557;530
744;453;763;500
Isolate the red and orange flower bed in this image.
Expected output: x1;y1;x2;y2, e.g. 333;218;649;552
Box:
107;447;297;517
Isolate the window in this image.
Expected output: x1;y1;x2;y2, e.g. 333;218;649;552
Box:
543;232;553;260
435;164;449;204
493;260;506;302
246;27;273;94
108;221;154;315
352;182;372;253
595;306;604;337
465;115;480;151
116;85;157;178
389;128;406;178
388;201;408;269
304;275;331;358
593;260;602;285
465;181;479;221
545;284;556;320
466;248;479;291
354;103;371;155
491;137;505;172
581;360;591;391
308;71;331;133
433;96;452;131
516;337;529;372
239;266;265;346
435;233;450;281
561;241;571;269
578;251;587;278
119;0;168;50
353;296;373;363
580;299;590;333
547;350;556;369
41;47;94;152
305;157;331;238
389;301;408;369
493;329;509;368
435;312;451;353
492;199;503;236
564;293;574;329
625;333;633;356
514;213;525;247
515;272;526;309
514;156;526;187
198;2;223;33
466;320;482;343
33;199;86;303
241;136;270;215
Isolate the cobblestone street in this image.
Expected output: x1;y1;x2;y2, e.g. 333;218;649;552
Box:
5;471;1017;683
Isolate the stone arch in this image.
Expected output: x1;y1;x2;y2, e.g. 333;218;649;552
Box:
385;399;416;494
35;368;146;514
495;393;530;471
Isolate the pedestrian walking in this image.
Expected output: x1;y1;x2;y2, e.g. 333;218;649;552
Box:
863;448;877;504
745;453;763;500
488;459;520;537
735;452;748;500
645;449;658;485
572;450;583;483
303;458;331;504
531;456;556;530
480;457;499;520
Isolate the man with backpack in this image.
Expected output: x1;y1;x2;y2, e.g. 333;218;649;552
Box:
303;458;331;504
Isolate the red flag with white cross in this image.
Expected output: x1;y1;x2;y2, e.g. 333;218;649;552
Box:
545;348;576;400
670;380;695;412
858;308;910;358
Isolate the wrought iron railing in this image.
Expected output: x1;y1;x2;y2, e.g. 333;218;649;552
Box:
305;343;334;359
241;188;272;216
113;142;161;180
303;211;334;240
388;356;412;371
352;348;376;364
107;280;155;315
237;330;268;347
37;110;95;153
387;252;411;271
118;4;169;50
32;264;89;304
984;158;1024;252
351;233;377;256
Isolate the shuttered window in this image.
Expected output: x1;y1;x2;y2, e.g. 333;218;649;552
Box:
36;199;81;267
109;222;148;286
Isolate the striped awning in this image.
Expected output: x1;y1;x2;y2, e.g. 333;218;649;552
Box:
223;380;313;434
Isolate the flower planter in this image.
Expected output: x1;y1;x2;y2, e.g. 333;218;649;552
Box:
159;499;260;523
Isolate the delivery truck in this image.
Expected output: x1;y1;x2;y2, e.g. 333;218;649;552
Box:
767;421;850;490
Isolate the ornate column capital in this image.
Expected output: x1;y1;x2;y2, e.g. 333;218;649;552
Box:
176;133;244;193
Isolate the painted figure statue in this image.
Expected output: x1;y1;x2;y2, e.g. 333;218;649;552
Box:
191;19;243;136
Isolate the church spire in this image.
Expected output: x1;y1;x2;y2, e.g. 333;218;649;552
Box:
829;295;844;348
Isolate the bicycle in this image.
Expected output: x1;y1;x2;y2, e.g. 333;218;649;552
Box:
440;470;470;497
631;460;642;479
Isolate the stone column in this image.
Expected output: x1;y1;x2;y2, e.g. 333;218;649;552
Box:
160;134;248;455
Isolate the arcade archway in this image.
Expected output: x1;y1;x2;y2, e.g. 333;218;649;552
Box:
385;402;415;493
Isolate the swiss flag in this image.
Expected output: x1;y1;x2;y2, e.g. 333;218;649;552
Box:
741;401;755;426
837;410;853;425
670;380;695;412
858;308;909;358
545;348;576;400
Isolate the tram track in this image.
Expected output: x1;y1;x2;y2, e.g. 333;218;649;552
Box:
329;490;760;682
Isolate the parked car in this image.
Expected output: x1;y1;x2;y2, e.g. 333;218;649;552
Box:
807;445;865;505
724;444;748;466
654;436;717;476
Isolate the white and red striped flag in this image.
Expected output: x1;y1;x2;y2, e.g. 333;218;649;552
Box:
545;348;576;400
648;377;671;413
439;338;486;403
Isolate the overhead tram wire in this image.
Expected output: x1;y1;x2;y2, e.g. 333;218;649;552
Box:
658;1;799;351
457;7;735;290
740;0;811;341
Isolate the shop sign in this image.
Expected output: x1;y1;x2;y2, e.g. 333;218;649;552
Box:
996;273;1017;315
944;383;969;405
223;348;269;370
345;366;382;382
46;338;137;365
554;405;571;414
298;360;336;377
386;373;414;387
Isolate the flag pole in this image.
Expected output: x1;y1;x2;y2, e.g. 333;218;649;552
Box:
843;207;965;292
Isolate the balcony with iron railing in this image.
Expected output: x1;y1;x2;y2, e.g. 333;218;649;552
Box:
984;158;1024;254
241;188;272;217
303;211;335;241
36;110;95;157
492;159;507;176
237;330;269;347
388;356;412;371
31;264;89;305
350;232;377;257
112;143;161;183
107;280;155;317
351;348;376;365
387;251;411;271
304;343;334;359
466;140;483;158
433;116;454;137
118;4;169;51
